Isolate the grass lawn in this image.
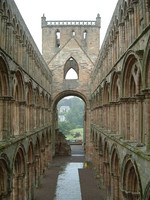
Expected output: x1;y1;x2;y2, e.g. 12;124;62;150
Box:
66;128;83;141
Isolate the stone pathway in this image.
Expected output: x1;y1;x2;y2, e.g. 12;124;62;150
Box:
34;145;105;200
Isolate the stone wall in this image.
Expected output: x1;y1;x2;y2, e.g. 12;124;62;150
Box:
90;0;150;199
0;0;52;199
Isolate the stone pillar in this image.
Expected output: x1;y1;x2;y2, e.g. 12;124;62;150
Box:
136;95;144;143
0;9;2;48
40;148;45;175
124;99;130;140
1;15;8;50
18;174;25;200
19;101;26;135
12;176;18;200
99;151;104;185
119;22;124;55
144;93;150;151
128;7;134;44
29;104;34;130
37;106;40;128
85;107;92;161
145;0;150;26
35;154;40;188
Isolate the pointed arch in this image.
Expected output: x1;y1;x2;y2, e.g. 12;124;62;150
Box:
27;141;34;200
64;57;79;79
110;146;122;200
0;55;9;96
121;51;142;97
110;71;120;102
121;157;142;199
12;146;26;200
0;155;10;199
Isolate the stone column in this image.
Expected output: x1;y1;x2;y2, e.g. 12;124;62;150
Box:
0;9;2;48
29;104;34;130
136;95;144;143
99;151;104;185
128;7;134;44
12;175;18;200
19;101;26;135
144;92;150;151
35;155;40;188
85;107;92;161
18;174;25;200
126;100;130;140
1;15;8;50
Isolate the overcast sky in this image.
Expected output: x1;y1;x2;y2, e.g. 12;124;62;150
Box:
14;0;118;53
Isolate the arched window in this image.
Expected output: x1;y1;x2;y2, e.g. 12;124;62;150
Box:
83;30;87;40
56;30;60;48
72;30;75;37
83;30;87;47
64;57;79;79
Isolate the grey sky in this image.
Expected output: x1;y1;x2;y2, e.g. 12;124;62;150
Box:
14;0;118;53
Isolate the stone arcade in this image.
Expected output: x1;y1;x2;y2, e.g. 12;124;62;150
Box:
0;0;150;199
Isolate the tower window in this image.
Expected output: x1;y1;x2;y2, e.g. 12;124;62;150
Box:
83;30;87;40
72;30;75;37
56;30;60;48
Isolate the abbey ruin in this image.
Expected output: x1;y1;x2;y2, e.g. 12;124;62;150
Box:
0;0;150;199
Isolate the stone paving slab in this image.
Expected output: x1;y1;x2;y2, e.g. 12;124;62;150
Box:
79;168;106;200
34;145;106;200
34;167;59;200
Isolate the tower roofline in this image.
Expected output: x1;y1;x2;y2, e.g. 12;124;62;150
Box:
41;14;101;28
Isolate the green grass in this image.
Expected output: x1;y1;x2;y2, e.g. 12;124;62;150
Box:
66;128;83;141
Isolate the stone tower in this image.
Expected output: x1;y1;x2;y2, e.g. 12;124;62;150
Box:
41;14;101;64
41;14;101;157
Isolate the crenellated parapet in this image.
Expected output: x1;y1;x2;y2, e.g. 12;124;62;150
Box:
41;14;101;28
42;14;100;64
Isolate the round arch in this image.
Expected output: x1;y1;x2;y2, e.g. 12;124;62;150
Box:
52;90;89;110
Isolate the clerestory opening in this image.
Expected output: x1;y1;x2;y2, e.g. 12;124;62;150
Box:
64;57;79;79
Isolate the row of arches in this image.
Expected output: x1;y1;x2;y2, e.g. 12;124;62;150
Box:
0;130;52;200
91;127;150;200
91;44;150;145
0;0;51;90
93;0;150;83
0;53;51;140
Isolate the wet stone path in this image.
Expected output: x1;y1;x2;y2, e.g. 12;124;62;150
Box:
34;145;105;200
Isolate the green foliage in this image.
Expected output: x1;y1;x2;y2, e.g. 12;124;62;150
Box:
57;97;84;133
58;121;71;134
66;128;83;140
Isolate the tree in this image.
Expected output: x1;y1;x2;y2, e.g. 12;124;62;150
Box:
57;97;84;132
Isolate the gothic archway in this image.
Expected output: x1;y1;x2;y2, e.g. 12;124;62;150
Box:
12;147;25;200
64;57;79;79
122;158;142;200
